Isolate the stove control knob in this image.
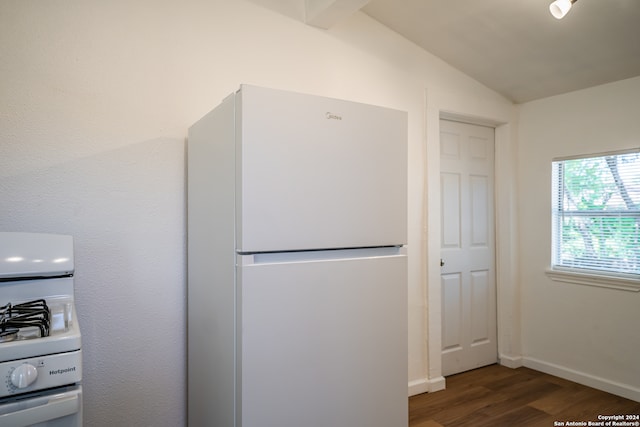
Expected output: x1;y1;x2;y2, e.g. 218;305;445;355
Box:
11;364;38;389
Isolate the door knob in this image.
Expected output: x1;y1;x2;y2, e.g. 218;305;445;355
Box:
440;259;445;267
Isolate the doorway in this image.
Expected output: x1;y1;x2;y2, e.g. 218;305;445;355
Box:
439;119;498;376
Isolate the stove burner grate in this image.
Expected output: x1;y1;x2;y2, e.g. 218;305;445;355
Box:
0;299;50;341
0;327;18;343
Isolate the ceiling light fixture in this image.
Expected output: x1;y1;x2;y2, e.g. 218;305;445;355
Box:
549;0;578;19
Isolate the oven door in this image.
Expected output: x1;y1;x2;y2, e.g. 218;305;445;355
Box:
0;385;81;427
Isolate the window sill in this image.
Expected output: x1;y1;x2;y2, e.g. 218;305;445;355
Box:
545;268;640;292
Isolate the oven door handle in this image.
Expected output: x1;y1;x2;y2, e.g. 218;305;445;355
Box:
0;392;79;427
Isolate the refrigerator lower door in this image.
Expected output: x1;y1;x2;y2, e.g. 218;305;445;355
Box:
237;249;407;427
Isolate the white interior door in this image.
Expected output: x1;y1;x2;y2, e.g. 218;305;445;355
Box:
440;119;497;376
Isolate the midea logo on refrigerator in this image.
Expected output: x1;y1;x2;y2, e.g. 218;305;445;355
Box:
325;112;342;120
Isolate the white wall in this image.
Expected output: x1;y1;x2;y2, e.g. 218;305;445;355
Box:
0;0;515;425
517;76;640;401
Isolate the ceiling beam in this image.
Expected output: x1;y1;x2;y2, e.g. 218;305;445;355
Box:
305;0;370;29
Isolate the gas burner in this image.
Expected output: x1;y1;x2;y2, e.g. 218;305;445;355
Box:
0;299;50;341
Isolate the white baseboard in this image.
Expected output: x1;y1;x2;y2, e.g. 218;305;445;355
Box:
408;375;446;397
523;357;640;403
408;379;428;396
499;354;523;369
428;376;446;393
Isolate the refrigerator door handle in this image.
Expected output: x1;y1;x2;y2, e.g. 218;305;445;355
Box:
238;246;406;266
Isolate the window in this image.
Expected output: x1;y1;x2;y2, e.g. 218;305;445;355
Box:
550;150;640;289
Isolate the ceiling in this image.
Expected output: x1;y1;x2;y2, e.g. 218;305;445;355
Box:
361;0;640;103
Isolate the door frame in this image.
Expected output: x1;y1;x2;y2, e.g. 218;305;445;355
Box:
418;103;521;395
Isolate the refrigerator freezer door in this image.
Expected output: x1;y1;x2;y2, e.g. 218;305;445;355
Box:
236;85;407;253
237;250;408;427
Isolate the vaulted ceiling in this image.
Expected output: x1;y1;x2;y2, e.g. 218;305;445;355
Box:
250;0;640;103
362;0;640;103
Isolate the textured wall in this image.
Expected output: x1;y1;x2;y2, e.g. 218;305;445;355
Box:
517;76;640;400
0;0;513;425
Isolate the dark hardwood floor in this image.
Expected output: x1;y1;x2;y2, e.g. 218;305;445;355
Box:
409;364;640;427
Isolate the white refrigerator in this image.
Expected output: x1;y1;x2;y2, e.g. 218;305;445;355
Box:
187;85;408;427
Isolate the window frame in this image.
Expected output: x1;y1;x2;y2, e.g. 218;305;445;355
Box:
547;149;640;292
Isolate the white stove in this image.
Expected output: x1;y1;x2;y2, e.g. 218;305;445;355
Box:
0;232;82;426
